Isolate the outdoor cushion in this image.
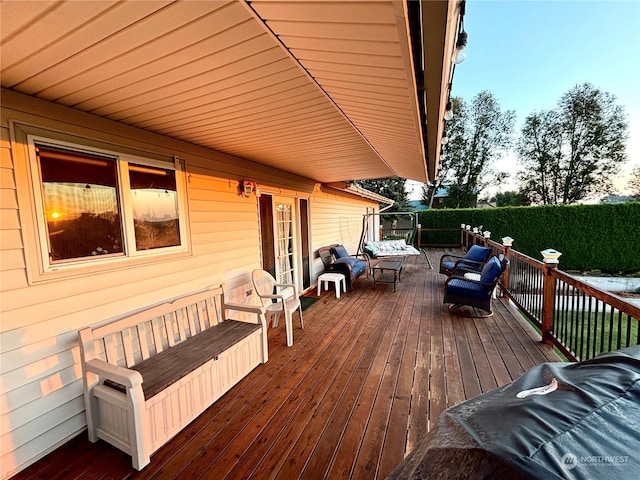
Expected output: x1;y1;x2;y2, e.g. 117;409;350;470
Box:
439;245;492;276
445;278;487;299
363;244;378;258
331;245;350;259
335;256;367;276
480;257;502;284
467;245;492;262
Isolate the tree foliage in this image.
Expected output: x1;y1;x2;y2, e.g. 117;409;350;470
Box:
422;92;515;208
517;83;628;204
629;165;640;197
493;190;530;207
356;177;411;213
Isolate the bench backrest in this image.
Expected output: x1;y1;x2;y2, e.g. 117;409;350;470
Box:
79;285;226;369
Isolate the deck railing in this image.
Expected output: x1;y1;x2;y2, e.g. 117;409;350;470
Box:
450;227;640;362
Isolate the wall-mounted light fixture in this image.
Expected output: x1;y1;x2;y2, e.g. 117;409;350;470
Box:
240;180;258;197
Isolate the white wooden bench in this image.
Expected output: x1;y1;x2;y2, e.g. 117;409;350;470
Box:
78;285;267;470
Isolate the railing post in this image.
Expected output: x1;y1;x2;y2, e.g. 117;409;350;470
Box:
541;249;562;345
501;237;513;295
460;224;466;248
482;230;491;247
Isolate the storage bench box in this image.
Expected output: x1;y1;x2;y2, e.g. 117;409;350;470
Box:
78;285;268;470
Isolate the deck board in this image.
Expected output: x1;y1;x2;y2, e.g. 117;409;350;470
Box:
13;249;561;480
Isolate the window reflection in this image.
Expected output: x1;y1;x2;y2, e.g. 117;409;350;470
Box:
37;146;123;262
129;164;181;250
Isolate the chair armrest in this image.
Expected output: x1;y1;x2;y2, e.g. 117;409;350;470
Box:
450;259;486;276
351;253;370;265
85;358;142;388
274;282;299;298
445;276;498;289
440;253;467;264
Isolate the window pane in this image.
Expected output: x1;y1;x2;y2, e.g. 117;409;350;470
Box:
37;146;123;262
129;164;181;250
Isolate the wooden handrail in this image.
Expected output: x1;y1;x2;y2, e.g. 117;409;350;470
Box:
445;227;640;361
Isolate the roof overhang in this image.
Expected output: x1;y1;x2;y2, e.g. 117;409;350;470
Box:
1;0;459;183
325;182;395;207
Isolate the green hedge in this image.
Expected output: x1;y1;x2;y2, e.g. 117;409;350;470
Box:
418;203;640;274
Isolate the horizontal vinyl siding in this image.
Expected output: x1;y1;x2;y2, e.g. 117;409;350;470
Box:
0;103;264;479
0;93;376;478
309;188;377;281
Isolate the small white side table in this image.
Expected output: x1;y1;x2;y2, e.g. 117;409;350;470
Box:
317;272;346;298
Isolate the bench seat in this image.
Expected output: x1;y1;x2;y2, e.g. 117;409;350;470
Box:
105;320;261;400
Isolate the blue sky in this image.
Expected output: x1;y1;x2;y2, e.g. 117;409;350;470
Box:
408;0;640;199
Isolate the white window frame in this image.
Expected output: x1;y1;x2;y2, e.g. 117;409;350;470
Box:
25;134;190;277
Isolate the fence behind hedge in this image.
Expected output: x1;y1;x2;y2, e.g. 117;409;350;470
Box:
417;202;640;274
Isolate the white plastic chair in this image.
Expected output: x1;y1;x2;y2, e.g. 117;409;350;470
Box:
252;269;304;346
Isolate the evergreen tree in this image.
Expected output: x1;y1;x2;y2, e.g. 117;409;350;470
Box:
356;177;411;213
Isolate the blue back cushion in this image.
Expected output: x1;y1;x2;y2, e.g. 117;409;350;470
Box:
480;257;502;283
331;245;349;259
467;245;492;263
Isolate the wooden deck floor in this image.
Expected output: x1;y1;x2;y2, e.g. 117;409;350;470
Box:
14;249;560;480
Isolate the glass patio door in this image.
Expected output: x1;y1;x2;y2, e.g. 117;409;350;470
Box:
274;198;295;285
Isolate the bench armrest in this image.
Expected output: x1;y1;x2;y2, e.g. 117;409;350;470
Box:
224;302;265;315
85;358;143;388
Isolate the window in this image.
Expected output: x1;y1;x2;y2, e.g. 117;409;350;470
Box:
29;137;189;273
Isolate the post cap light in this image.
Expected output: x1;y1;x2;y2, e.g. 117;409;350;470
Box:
502;236;514;247
483;231;491;238
541;248;562;264
461;223;466;229
472;227;478;234
465;225;471;230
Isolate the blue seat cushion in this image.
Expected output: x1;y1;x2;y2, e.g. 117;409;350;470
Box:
446;278;486;299
331;245;350;259
467;245;492;263
334;256;366;276
480;257;502;283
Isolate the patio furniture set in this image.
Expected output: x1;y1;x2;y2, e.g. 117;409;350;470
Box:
439;245;509;317
318;242;412;296
76;243;508;471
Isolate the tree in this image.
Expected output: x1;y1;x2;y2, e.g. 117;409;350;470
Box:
629;165;640;198
493;190;530;207
517;83;628;204
355;177;411;213
422;92;515;208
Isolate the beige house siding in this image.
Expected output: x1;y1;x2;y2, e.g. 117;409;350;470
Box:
309;188;374;280
0;93;376;478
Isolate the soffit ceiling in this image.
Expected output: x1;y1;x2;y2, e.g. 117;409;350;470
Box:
1;0;453;183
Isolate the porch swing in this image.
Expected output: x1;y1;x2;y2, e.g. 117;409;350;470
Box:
357;212;432;268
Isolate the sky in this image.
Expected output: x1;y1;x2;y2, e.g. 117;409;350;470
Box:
407;0;640;200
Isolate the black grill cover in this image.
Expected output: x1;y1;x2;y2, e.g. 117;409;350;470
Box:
445;346;640;480
388;346;640;479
